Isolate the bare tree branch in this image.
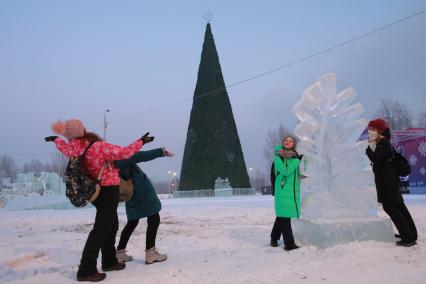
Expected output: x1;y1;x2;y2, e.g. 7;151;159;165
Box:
0;155;18;182
375;98;413;130
263;124;292;165
416;111;426;128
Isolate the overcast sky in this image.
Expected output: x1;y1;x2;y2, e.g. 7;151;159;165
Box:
1;0;425;181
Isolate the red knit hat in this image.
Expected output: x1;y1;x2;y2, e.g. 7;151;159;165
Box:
368;119;387;134
52;119;86;140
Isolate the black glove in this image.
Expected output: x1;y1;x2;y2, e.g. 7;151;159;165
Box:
141;132;154;144
297;154;304;160
44;136;58;142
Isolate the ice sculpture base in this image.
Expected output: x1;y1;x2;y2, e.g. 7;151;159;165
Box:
214;188;233;197
293;217;395;248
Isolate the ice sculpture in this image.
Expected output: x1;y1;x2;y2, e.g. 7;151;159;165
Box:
0;172;67;210
291;73;394;247
214;177;233;197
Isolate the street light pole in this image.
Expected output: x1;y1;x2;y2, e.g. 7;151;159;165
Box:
173;172;177;192
103;109;110;141
167;170;172;195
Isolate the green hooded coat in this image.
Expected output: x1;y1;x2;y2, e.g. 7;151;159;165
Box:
273;145;301;218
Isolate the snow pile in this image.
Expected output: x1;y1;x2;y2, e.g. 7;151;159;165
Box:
5;193;75;211
1;172;66;209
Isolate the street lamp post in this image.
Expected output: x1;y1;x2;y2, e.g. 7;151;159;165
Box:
167;170;172;195
173;172;177;192
103;109;110;141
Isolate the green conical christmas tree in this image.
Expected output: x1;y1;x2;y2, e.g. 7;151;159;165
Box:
179;23;251;190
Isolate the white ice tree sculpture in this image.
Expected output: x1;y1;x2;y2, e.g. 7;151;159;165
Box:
292;73;376;219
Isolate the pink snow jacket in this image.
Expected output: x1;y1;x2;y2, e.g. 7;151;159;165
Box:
54;138;143;186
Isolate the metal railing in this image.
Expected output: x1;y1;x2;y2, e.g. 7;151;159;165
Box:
172;188;256;198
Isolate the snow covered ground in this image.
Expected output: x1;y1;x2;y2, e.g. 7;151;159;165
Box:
1;195;425;284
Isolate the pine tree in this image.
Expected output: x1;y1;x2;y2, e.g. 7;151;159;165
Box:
179;23;250;190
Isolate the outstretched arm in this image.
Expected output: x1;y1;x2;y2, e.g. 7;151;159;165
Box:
100;139;143;161
54;138;87;158
114;148;167;168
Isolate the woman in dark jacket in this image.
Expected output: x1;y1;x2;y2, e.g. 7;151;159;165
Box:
114;148;174;264
366;119;417;247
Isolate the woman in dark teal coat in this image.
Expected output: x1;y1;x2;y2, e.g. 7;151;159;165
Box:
114;147;174;264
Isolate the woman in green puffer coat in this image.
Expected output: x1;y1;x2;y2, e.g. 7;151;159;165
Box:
269;135;302;251
114;147;174;264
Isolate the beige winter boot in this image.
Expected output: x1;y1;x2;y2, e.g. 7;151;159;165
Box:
116;249;134;263
145;247;167;264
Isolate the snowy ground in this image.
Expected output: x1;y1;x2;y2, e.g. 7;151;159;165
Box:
1;195;425;284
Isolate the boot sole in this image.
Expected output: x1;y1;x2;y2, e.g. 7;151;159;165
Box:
77;274;106;282
102;264;126;272
145;258;167;265
396;241;417;247
77;278;105;282
117;259;133;263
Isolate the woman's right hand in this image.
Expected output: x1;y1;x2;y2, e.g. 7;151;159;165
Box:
141;132;155;144
164;149;174;157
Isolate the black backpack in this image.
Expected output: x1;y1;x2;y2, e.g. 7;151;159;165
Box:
64;142;104;207
392;147;411;177
270;162;275;196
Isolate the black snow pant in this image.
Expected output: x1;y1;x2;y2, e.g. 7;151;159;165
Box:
382;203;417;242
117;213;160;251
77;186;120;278
270;217;295;246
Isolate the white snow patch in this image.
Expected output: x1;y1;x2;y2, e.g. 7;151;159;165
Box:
0;195;425;284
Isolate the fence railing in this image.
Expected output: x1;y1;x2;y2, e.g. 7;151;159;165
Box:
172;188;256;198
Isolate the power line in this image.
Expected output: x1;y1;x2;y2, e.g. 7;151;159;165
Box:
3;153;51;156
107;8;426;125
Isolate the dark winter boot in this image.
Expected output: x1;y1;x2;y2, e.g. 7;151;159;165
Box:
284;244;300;251
394;234;401;239
77;272;106;282
396;240;417;247
102;262;126;272
270;239;279;247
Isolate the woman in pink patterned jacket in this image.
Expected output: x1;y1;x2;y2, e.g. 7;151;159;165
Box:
45;118;154;282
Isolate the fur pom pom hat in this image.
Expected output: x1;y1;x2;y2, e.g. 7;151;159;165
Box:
52;119;86;140
368;119;387;134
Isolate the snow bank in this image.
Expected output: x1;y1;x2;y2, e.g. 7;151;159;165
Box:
0;195;425;284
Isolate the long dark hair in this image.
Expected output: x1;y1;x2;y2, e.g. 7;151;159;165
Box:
82;131;103;142
382;127;391;140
